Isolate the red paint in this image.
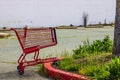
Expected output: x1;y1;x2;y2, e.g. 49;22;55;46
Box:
44;62;88;80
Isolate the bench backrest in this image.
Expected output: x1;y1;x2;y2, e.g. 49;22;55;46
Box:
11;27;57;52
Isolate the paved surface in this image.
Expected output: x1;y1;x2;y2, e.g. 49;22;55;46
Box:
0;62;52;80
0;38;53;80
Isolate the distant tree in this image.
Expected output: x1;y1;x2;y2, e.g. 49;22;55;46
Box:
82;12;88;28
99;22;102;25
79;25;83;27
3;27;6;29
104;19;107;26
89;24;92;26
70;24;73;26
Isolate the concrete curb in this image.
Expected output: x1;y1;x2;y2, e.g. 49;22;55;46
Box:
44;62;88;80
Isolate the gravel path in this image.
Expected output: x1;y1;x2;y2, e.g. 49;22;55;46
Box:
0;62;52;80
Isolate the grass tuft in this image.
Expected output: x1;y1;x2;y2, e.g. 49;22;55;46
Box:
73;35;113;59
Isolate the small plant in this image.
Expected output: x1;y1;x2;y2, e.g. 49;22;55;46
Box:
73;35;113;59
106;58;120;79
38;64;48;77
57;58;78;71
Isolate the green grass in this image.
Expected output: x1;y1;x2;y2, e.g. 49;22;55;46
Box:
73;35;113;59
38;35;120;80
57;35;120;80
58;54;120;80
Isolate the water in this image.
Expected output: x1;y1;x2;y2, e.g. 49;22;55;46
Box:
0;27;114;62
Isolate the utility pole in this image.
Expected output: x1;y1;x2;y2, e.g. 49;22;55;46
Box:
113;0;120;56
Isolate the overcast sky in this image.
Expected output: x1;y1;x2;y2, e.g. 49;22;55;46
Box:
0;0;116;27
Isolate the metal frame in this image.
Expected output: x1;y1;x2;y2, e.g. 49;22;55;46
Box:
11;27;60;75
